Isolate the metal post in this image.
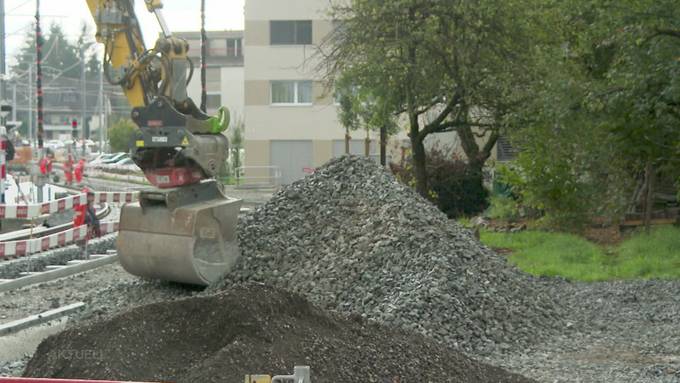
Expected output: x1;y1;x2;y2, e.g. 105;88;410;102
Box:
104;94;108;152
99;55;104;154
35;0;44;150
0;0;6;103
200;0;207;112
28;64;33;146
80;46;86;157
11;83;16;121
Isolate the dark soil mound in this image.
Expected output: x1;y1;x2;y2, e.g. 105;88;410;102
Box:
25;285;534;383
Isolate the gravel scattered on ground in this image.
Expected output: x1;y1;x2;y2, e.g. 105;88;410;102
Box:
0;263;133;325
485;278;680;383
0;356;31;377
4;155;680;383
25;285;535;383
213;155;562;354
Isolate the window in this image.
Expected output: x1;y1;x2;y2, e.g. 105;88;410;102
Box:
270;20;312;45
209;39;227;56
226;38;242;57
271;81;313;105
206;93;222;110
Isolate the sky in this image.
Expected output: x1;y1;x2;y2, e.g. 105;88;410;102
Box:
3;0;245;69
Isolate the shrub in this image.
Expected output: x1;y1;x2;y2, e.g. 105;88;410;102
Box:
390;145;489;218
487;194;520;221
108;118;137;153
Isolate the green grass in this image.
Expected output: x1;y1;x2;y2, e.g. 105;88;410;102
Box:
480;226;680;281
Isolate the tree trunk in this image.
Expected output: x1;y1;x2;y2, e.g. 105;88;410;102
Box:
345;129;350;155
643;161;654;234
364;129;370;157
412;135;428;198
380;124;387;166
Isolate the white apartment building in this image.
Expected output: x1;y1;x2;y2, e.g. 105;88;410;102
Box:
243;0;405;184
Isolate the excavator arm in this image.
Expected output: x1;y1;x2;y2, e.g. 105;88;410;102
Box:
85;0;242;286
86;0;231;188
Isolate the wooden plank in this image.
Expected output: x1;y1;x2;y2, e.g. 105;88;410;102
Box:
620;218;677;227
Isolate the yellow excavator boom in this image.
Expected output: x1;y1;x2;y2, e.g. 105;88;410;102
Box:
85;0;147;107
84;0;241;286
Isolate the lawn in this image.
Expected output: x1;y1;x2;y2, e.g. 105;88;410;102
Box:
480;226;680;281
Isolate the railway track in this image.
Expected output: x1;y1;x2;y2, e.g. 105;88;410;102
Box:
0;205;112;243
0;250;118;294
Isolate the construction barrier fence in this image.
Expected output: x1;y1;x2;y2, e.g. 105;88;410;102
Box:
0;221;120;259
0;192;139;220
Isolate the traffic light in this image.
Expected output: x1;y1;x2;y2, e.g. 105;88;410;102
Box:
72;119;78;139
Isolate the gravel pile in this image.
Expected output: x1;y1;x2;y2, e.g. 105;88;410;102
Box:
214;156;562;353
24;285;534;383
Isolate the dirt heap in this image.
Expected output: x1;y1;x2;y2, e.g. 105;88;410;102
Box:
216;156;561;353
25;285;533;383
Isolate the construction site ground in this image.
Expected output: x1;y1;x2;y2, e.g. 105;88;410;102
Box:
0;264;678;382
1;157;679;382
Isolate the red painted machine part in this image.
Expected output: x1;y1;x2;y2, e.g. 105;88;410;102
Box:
144;167;204;188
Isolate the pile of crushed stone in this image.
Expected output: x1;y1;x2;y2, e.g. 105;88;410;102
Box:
25;285;534;383
214;156;562;354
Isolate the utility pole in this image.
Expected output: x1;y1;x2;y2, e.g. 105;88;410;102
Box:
98;56;104;153
35;0;44;151
35;0;45;203
200;0;207;112
0;0;6;104
28;64;33;145
80;46;87;157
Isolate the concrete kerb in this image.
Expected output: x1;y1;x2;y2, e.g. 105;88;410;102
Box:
0;302;85;337
0;254;118;294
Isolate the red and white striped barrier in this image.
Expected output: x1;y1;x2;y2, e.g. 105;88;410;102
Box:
0;192;138;220
0;379;158;383
0;221;119;259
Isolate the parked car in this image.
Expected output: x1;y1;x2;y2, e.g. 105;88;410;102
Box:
91;152;128;166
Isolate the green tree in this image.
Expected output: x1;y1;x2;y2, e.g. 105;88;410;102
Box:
321;0;539;197
229;115;245;180
108;118;136;152
506;0;680;229
334;72;399;158
12;23;81;78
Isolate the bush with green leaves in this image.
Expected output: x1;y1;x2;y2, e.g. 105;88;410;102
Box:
107;118;137;153
391;146;489;218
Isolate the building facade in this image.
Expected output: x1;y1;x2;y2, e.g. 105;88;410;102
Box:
174;31;245;122
244;0;405;185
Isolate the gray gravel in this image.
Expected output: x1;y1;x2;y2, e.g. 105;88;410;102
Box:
213;155;562;354
485;279;680;383
0;356;30;377
2;155;679;382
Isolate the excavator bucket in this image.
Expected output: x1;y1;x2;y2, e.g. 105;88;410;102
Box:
117;180;242;286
